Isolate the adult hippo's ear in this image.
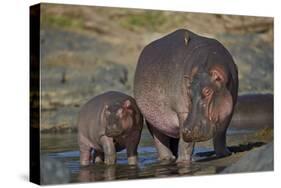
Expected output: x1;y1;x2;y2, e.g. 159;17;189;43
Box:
208;66;233;122
209;65;228;87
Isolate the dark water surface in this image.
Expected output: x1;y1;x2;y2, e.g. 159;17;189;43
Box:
40;128;257;184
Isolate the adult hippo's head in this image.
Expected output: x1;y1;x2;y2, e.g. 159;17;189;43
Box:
104;100;134;137
182;64;234;142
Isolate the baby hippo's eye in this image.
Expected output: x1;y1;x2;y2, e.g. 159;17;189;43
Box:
202;87;212;97
105;110;111;117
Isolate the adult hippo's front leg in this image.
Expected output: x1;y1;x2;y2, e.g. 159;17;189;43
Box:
213;116;232;157
177;113;194;163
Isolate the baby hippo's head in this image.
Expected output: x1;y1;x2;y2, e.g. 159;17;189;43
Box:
104;99;134;137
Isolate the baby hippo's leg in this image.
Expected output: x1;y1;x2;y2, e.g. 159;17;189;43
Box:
126;131;141;165
100;136;116;165
93;150;104;164
79;143;92;166
127;147;137;165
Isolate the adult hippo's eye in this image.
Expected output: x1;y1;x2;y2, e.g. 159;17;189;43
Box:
202;87;213;97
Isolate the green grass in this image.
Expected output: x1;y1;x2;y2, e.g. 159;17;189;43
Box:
120;11;167;31
42;14;83;30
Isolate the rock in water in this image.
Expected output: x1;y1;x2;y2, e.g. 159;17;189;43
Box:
221;142;273;173
40;155;70;185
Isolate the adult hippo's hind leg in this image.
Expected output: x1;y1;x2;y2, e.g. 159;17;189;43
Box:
213;117;232;157
169;137;179;158
146;121;175;161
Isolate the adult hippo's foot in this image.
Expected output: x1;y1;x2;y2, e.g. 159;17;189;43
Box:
176;137;194;164
215;148;231;158
213;133;232;158
213;118;232;158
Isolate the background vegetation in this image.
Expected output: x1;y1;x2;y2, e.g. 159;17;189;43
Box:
40;3;273;132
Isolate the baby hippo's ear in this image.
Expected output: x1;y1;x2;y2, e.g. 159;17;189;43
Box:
121;99;133;116
122;99;131;109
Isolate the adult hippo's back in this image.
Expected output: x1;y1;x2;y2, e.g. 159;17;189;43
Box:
134;29;238;163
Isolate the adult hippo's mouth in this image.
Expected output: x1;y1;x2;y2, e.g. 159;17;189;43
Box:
182;122;216;142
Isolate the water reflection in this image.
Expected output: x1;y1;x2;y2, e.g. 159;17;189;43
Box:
76;161;203;182
41;128;266;183
78;164;141;181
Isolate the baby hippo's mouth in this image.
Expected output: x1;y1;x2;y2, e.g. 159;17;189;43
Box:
105;129;123;137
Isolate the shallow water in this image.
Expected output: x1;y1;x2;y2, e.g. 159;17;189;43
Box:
40;128;257;184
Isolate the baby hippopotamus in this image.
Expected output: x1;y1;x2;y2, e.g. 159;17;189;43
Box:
77;91;143;166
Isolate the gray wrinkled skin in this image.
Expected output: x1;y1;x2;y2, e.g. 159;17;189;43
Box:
77;91;143;166
134;29;238;163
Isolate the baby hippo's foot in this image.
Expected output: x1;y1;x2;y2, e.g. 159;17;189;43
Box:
93;151;104;164
128;156;138;165
80;150;92;166
94;156;103;164
80;160;90;166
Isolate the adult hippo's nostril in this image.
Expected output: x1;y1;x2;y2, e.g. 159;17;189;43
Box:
112;124;117;129
201;119;207;126
182;127;193;142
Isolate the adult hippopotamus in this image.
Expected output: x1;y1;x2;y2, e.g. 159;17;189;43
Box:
134;29;238;163
77;91;143;166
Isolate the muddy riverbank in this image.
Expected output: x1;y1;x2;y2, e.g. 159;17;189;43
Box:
40;126;273;184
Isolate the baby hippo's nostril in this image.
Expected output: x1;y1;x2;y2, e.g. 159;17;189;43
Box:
184;127;192;134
